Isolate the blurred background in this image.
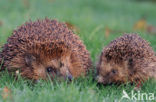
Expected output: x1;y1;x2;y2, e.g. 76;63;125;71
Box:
0;0;156;62
0;0;156;101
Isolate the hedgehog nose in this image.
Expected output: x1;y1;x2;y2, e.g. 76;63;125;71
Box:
96;75;104;83
67;74;72;81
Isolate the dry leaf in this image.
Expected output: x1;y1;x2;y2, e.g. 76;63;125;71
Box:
0;44;2;48
133;18;147;31
23;0;30;9
15;69;20;76
0;21;3;26
105;27;111;38
2;87;12;100
147;25;156;34
65;22;79;33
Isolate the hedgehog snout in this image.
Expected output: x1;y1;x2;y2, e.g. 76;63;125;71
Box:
67;73;72;81
65;68;73;81
96;75;104;83
60;65;73;81
96;75;113;85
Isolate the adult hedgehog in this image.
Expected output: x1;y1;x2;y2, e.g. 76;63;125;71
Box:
96;34;156;87
0;18;92;81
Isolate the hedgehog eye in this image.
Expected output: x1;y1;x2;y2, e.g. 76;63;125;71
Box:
60;62;64;67
128;58;133;67
112;69;117;74
46;67;55;73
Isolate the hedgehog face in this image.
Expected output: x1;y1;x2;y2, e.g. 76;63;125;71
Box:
96;58;130;85
18;53;73;81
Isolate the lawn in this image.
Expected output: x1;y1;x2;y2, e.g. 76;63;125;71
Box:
0;0;156;102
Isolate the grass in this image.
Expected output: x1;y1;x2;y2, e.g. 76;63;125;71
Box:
0;0;156;102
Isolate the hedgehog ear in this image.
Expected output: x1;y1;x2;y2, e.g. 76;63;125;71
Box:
25;54;36;67
105;55;112;61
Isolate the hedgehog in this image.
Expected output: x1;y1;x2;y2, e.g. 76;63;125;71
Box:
0;18;92;81
96;34;156;87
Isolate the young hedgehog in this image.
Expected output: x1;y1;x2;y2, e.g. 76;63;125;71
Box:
0;18;92;81
96;34;156;87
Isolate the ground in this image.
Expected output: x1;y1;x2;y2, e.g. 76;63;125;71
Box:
0;0;156;102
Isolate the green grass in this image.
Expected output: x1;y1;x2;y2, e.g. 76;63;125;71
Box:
0;0;156;102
